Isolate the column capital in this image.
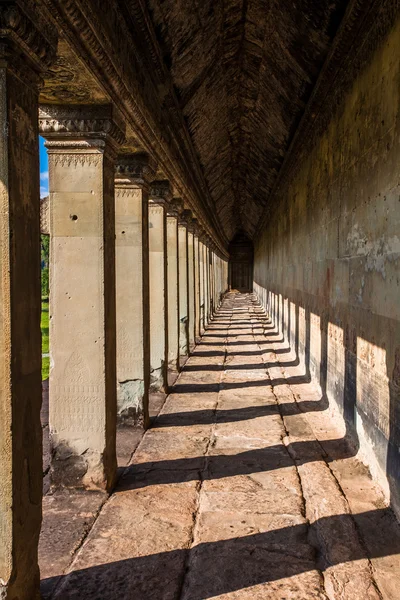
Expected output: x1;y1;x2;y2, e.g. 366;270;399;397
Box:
179;208;193;227
189;217;201;236
39;104;126;151
115;152;157;188
167;197;184;218
149;180;172;207
0;2;57;81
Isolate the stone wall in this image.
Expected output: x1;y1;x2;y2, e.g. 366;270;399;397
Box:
253;11;400;517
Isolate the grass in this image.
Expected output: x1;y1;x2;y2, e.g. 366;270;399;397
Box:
41;297;49;380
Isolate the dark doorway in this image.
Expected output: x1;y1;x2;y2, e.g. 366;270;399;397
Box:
229;232;254;292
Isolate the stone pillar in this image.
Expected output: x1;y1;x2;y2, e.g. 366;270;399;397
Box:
199;239;205;335
114;154;155;430
0;10;56;599
149;181;170;392
40;105;125;491
192;222;200;341
210;248;215;317
187;224;195;350
178;211;190;359
194;231;200;339
166;199;183;371
204;243;210;327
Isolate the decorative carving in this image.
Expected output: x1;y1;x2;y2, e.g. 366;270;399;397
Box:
179;208;192;227
149;180;171;206
51;153;103;169
188;217;200;235
115;153;157;188
41;56;91;102
39;104;126;147
167;197;184;218
0;2;57;73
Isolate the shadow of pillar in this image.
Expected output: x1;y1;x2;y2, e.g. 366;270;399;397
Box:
305;306;311;382
387;347;400;515
343;320;359;452
320;310;328;397
295;302;300;366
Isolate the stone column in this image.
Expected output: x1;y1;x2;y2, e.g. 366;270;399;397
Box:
210;248;215;317
193;223;201;342
198;239;205;335
204;243;210;327
187;222;195;350
0;10;56;599
40;105;125;491
178;211;190;360
166;199;183;371
149;181;170;392
114;154;155;431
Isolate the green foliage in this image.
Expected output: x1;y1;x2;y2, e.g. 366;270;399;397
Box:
41;267;49;298
41;298;49;381
41;234;50;299
41;234;49;265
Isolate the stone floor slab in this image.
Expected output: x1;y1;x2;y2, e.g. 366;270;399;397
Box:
40;293;400;600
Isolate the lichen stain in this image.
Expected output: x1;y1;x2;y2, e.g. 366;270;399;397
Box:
347;223;400;278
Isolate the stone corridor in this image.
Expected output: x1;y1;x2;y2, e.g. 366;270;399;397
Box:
41;293;400;599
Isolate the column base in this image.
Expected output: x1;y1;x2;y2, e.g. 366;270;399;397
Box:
50;443;116;492
117;380;148;428
150;365;167;393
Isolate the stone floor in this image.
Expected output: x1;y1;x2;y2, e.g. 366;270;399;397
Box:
40;292;400;599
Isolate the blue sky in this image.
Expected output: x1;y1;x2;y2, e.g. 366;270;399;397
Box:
39;136;49;198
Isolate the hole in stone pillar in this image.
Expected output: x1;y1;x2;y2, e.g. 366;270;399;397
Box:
122;231;126;234
70;214;78;221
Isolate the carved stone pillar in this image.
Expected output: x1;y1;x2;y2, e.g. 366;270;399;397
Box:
199;239;205;335
204;242;212;324
39;105;125;491
210;248;216;316
178;211;190;359
193;221;201;341
203;242;210;328
166;199;183;371
187;220;195;350
149;181;170;392
0;6;56;599
114;154;155;430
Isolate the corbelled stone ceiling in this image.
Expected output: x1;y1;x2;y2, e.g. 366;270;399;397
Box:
146;0;348;240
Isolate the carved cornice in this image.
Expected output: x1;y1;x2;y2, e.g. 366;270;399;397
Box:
179;208;193;227
0;1;57;79
115;153;157;188
149;180;172;206
167;197;184;218
39;104;126;148
189;217;200;236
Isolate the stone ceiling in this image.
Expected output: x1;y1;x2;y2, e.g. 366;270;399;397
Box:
146;0;348;240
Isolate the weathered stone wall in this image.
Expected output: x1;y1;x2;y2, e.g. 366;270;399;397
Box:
254;13;400;516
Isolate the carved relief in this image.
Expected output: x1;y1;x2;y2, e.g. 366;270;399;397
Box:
63;350;91;386
0;2;57;71
41;40;108;104
115;153;157;187
51;153;103;169
39;104;126;147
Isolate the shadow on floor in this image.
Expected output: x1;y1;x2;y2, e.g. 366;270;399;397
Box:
41;508;400;599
